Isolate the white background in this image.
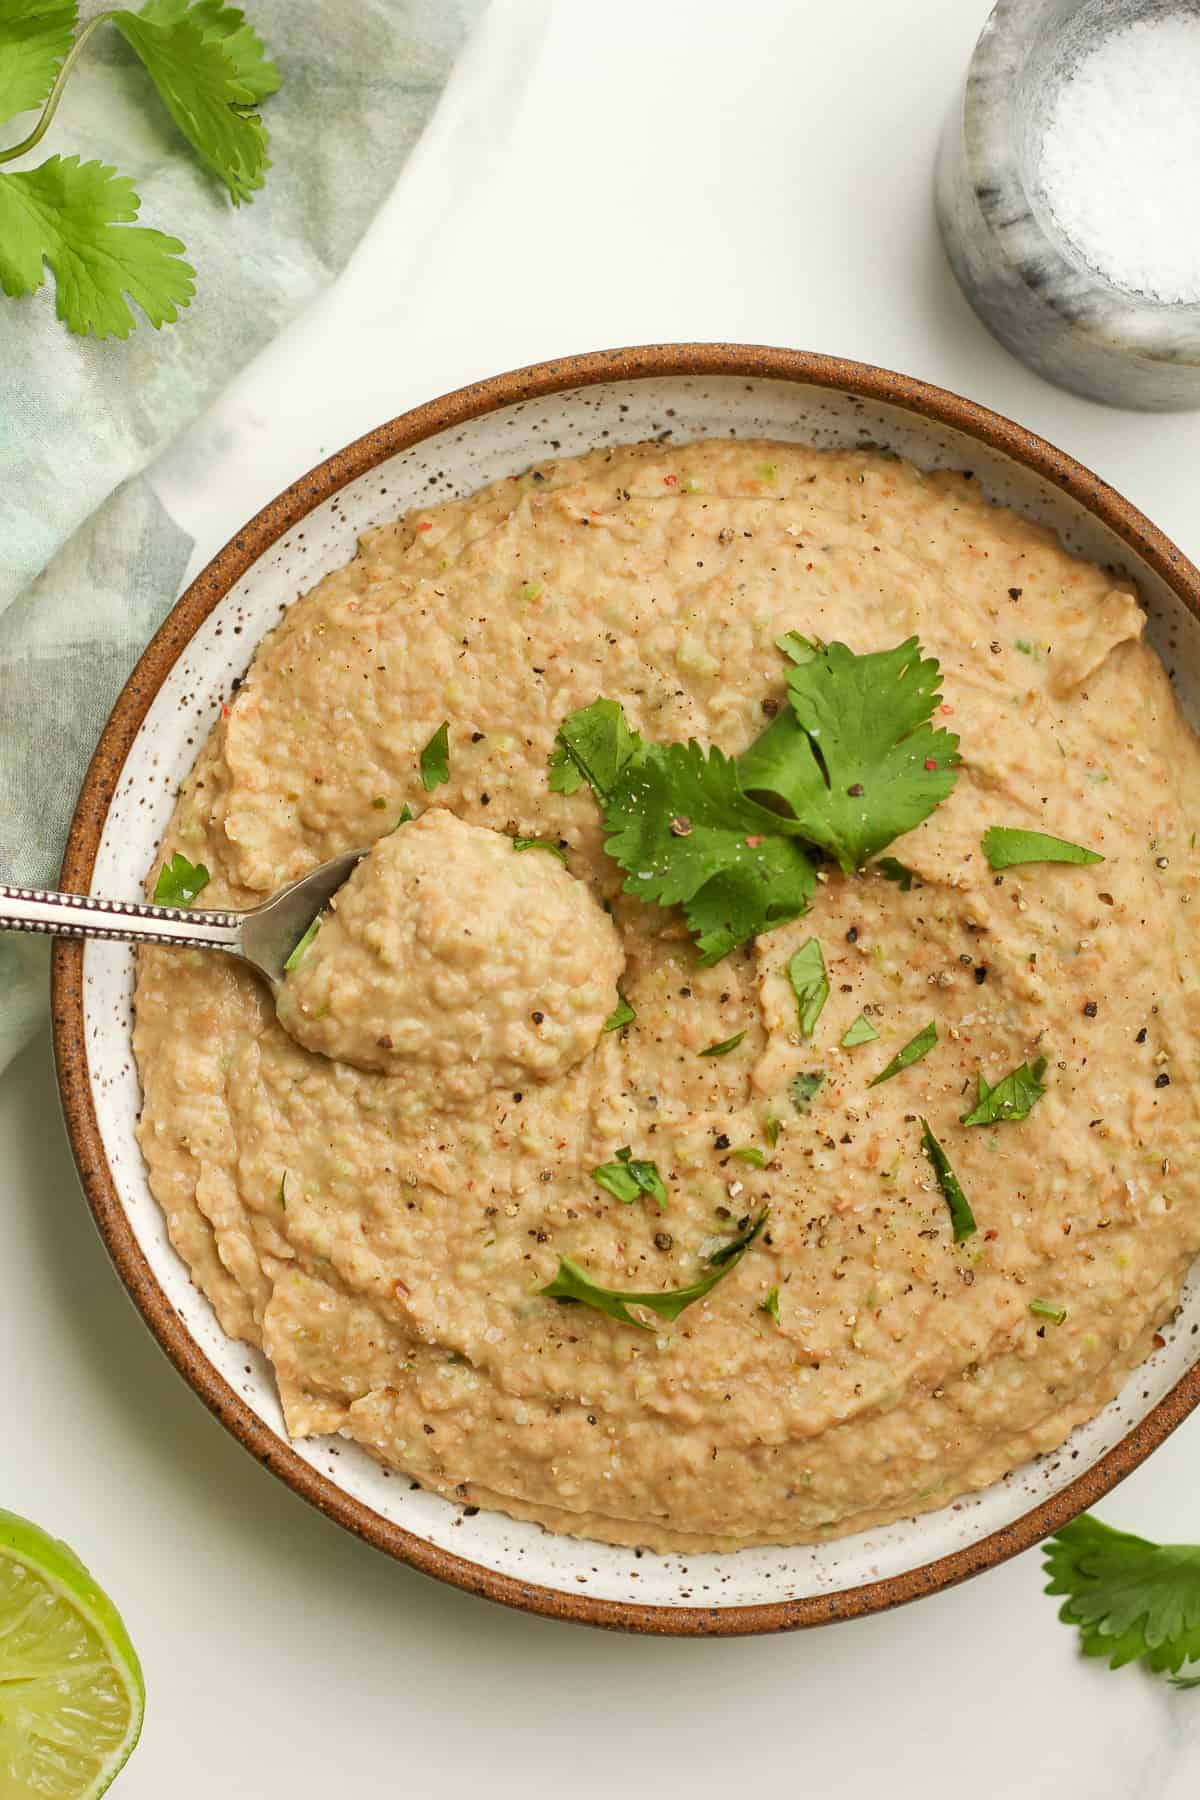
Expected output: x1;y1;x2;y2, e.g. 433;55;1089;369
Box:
6;2;1200;1794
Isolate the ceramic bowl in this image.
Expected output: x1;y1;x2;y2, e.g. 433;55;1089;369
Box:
53;344;1200;1634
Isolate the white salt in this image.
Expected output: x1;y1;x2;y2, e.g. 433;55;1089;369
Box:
1038;11;1200;304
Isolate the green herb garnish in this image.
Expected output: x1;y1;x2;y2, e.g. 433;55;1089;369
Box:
918;1119;976;1241
1043;1514;1200;1677
775;630;818;665
868;1021;937;1087
738;636;959;873
550;635;957;963
591;1147;667;1211
1029;1298;1066;1324
878;856;914;891
0;0;278;339
604;990;636;1032
787;937;828;1037
283;914;321;972
791;1070;825;1111
730;1146;766;1167
419;721;451;792
760;1286;781;1323
394;804;414;829
513;837;566;862
277;1173;287;1210
982;827;1103;870
764;1113;781;1147
538;1209;768;1330
841;1012;879;1048
152;852;210;906
961;1055;1048;1126
699;1030;746;1058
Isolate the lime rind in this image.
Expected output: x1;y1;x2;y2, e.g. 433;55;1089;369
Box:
0;1508;144;1799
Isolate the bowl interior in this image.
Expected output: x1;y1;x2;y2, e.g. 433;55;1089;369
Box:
78;367;1200;1616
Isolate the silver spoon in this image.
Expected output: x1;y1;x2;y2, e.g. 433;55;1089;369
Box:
0;851;363;992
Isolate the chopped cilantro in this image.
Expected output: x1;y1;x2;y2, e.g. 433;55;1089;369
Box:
699;1030;746;1058
283;914;321;972
841;1012;879;1048
537;1209;768;1329
760;1285;781;1323
1044;1514;1200;1676
1029;1298;1067;1324
592;1147;667;1211
878;856;914;891
868;1020;937;1087
277;1172;287;1210
604;990;636;1032
153;852;210;906
961;1055;1048;1126
730;1146;766;1167
764;1112;781;1147
791;1070;825;1111
419;721;450;792
548;698;641;798
393;804;414;829
513;837;566;862
787;937;828;1037
982;827;1103;870
919;1119;976;1240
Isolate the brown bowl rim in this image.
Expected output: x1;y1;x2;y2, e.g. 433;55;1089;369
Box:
51;341;1200;1636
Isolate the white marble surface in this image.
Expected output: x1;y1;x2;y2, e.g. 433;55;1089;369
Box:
5;0;1200;1792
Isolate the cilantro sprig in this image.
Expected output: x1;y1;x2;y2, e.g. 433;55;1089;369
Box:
591;1147;667;1212
550;635;958;964
538;1210;768;1330
1044;1515;1200;1679
0;0;278;338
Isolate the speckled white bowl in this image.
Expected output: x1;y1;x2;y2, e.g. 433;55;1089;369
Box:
53;345;1200;1633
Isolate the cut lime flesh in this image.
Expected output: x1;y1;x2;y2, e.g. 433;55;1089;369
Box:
0;1510;144;1799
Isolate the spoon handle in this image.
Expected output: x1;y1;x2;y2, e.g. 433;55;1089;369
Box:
0;883;243;953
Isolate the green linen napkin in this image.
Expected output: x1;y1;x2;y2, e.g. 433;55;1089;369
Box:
0;0;482;1073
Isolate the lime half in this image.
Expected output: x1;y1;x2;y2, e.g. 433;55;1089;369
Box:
0;1509;144;1798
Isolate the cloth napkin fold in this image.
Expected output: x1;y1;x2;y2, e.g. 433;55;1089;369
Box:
0;0;483;1074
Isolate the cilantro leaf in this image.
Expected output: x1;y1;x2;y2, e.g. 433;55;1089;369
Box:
139;0;280;106
787;937;828;1037
1029;1298;1067;1324
961;1055;1048;1126
868;1020;937;1087
152;851;210;905
764;1113;781;1147
548;699;641;799
592;1147;667;1211
760;1285;781;1322
513;837;566;862
738;638;959;872
604;990;635;1032
0;154;193;337
730;1146;765;1167
982;827;1103;870
841;1012;879;1048
0;0;77;122
112;3;274;204
538;1210;768;1329
699;1030;745;1057
919;1119;976;1240
1043;1514;1200;1675
419;721;450;792
791;1070;825;1111
600;738;816;962
878;856;914;891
